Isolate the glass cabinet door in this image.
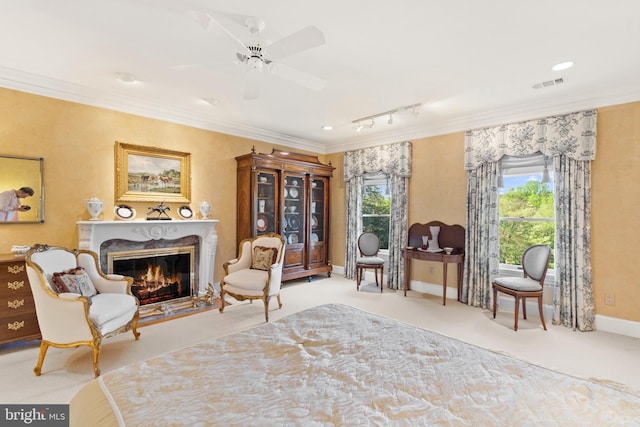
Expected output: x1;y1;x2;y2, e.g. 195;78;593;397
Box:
256;170;277;236
310;177;327;245
282;174;305;245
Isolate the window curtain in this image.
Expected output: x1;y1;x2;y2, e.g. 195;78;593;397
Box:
343;141;412;289
463;110;596;331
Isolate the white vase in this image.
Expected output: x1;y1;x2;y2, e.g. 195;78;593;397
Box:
199;201;211;219
429;226;441;251
87;196;103;221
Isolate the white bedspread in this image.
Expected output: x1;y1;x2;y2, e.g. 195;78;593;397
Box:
89;304;640;426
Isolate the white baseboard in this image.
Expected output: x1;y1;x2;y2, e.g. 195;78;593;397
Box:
331;264;640;338
595;314;640;339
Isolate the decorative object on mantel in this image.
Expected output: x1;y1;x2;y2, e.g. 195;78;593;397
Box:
114;204;136;220
11;245;30;256
177;205;193;219
146;201;172;220
86;196;103;220
199;201;211;219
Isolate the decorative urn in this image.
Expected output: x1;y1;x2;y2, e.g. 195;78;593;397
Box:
86;196;103;221
199;201;211;219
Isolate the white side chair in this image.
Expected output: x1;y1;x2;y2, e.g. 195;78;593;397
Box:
219;233;286;322
492;244;551;331
356;232;385;292
25;244;140;377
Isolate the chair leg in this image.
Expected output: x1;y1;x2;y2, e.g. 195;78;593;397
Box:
33;341;50;376
276;294;282;309
379;266;384;293
92;342;101;378
513;296;520;331
522;297;527;320
131;312;141;340
219;289;226;313
537;296;547;331
264;297;270;323
492;286;497;319
374;267;379;287
356;267;361;291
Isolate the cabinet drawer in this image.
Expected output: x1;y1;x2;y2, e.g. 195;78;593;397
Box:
0;313;41;343
0;295;36;317
2;277;29;292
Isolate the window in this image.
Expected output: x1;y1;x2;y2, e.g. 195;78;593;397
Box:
499;154;555;270
361;172;391;250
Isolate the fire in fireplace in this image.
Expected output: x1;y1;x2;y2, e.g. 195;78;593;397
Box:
108;246;195;307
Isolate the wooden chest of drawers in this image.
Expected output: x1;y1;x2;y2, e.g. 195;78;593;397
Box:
0;254;41;344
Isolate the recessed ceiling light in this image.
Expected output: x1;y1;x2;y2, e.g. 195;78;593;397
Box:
115;72;138;83
201;97;220;106
552;61;574;71
321;125;333;131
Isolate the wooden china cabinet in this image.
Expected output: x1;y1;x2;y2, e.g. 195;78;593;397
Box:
235;148;334;281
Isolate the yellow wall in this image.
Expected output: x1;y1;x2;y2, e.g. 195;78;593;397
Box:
592;103;640;320
2;87;639;322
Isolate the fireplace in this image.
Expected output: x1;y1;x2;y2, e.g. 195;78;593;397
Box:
109;246;194;307
77;219;218;316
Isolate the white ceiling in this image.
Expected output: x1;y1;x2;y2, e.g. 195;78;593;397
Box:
1;0;639;154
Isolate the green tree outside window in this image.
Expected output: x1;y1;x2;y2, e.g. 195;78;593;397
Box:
499;179;555;268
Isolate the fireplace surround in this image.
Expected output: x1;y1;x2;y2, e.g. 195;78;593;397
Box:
77;220;218;315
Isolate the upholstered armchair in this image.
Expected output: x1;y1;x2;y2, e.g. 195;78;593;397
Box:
219;233;285;322
25;244;140;377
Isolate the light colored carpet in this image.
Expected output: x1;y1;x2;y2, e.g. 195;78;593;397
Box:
2;275;639;404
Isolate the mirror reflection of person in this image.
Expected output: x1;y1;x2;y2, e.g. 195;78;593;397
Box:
0;187;34;221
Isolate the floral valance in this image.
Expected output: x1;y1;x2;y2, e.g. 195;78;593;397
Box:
464;110;597;170
344;141;412;181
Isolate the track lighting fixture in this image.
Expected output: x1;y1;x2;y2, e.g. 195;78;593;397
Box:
352;103;421;132
355;119;374;132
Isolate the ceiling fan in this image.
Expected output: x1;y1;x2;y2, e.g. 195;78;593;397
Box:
192;12;326;100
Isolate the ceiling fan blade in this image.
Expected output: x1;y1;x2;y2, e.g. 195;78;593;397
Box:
244;70;261;100
265;25;325;60
270;62;326;91
197;12;251;56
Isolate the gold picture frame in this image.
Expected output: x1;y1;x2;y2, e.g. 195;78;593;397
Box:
115;142;191;203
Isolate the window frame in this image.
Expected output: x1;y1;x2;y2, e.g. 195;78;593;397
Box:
361;172;391;254
498;155;555;279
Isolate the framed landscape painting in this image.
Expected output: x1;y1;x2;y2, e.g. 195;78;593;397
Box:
115;142;191;203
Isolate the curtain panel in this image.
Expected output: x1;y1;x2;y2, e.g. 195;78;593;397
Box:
463;110;596;331
343;142;412;290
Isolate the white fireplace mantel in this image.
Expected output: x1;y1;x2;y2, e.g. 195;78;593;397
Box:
77;220;218;296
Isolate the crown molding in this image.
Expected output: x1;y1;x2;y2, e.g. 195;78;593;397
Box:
0;66;324;154
2;65;640;156
323;82;640;154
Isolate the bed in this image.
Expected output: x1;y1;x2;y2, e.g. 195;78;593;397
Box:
70;304;640;426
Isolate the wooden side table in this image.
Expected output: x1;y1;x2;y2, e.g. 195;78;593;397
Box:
402;248;465;305
403;221;465;305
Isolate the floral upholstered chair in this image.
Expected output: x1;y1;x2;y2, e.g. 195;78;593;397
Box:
25;244;140;377
219;233;285;322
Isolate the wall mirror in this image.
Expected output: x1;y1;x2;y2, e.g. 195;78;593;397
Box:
0;155;44;223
